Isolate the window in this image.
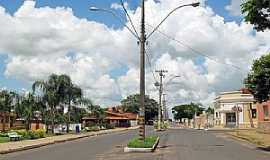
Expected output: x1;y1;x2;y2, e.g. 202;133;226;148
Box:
251;109;257;118
216;112;218;118
263;105;269;120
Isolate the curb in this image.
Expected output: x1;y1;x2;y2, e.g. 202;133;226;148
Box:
124;137;160;153
0;127;138;154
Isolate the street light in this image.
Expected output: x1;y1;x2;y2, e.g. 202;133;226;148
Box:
146;2;200;39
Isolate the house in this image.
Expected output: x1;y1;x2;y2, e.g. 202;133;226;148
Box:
0;112;16;132
214;89;257;128
13;118;45;130
82;107;139;128
256;101;270;133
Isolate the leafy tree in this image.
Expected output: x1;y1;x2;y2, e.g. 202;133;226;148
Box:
172;102;204;122
245;53;270;102
0;90;17;132
33;74;63;134
205;107;214;115
16;93;39;130
241;0;270;32
58;74;82;133
121;94;158;122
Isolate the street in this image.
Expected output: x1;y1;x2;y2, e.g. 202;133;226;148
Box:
1;128;269;160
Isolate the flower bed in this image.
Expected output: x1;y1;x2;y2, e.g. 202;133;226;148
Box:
124;136;159;152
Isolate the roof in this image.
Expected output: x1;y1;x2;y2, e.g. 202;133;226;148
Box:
82;111;138;121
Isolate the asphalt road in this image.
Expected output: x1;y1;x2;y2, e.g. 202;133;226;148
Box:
1;128;270;160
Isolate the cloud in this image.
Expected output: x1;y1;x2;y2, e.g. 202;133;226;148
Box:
225;0;244;16
0;0;269;110
111;2;128;10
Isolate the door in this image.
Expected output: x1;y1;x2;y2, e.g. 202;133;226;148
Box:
226;113;236;127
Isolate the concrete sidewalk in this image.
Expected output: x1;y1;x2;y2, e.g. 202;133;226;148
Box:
0;126;138;154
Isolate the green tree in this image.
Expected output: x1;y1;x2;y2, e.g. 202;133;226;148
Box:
0;90;16;132
241;0;270;32
16;93;39;131
33;74;63;134
121;94;158;122
58;75;82;133
205;107;214;115
245;53;270;102
172;102;204;122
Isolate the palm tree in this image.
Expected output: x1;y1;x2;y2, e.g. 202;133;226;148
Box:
58;75;82;133
0;90;16;132
33;74;62;134
18;93;38;130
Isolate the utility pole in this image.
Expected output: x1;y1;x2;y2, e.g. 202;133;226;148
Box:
155;70;168;130
162;94;168;120
139;0;146;140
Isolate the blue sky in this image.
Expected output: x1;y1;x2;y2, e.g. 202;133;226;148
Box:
0;0;243;92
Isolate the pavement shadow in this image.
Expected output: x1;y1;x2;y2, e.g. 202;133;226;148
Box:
257;146;270;152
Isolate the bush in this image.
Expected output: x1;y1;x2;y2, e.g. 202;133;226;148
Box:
0;133;8;137
84;126;100;132
35;129;46;138
16;129;28;138
104;123;115;129
128;136;158;148
15;129;46;139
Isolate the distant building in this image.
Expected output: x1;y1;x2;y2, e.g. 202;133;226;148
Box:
82;106;138;128
256;101;270;133
214;89;257;128
0;112;16;131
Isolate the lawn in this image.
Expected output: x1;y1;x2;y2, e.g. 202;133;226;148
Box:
228;129;270;146
127;136;158;148
0;137;9;143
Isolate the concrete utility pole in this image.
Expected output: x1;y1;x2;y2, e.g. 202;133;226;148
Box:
90;0;200;141
139;0;146;140
162;94;168;120
155;70;168;130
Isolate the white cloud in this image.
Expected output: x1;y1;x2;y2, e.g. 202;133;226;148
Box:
0;0;269;109
111;2;128;10
225;0;244;16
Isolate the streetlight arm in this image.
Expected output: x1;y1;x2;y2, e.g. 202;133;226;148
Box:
146;2;200;39
90;7;140;40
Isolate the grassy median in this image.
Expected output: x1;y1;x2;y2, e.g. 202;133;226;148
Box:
127;136;158;148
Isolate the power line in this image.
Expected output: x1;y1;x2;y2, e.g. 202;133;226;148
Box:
120;0;139;38
145;23;247;73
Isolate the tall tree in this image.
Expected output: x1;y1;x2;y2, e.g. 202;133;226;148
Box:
121;94;158;122
33;74;62;134
241;0;270;32
0;90;16;132
16;93;39;130
245;53;270;102
58;75;82;133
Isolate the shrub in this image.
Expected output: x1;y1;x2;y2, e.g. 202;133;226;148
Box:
0;133;8;137
104;123;115;129
15;129;46;139
35;129;46;138
16;129;28;138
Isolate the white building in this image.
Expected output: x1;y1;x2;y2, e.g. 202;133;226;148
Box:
214;90;257;128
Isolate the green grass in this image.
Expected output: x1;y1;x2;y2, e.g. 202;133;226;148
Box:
0;137;9;143
127;136;158;148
